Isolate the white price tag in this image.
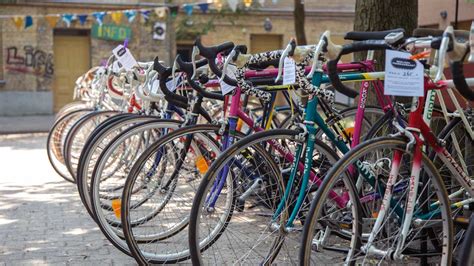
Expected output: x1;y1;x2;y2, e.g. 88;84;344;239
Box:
283;57;296;85
384;50;424;97
112;45;138;71
151;80;162;95
220;64;237;95
166;79;176;92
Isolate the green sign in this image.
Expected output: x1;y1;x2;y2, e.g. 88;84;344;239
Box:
91;24;132;41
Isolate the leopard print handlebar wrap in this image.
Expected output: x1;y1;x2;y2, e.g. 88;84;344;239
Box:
235;67;272;102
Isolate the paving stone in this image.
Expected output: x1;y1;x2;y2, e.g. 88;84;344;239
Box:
0;134;135;265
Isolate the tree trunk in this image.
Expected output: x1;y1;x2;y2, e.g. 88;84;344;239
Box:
354;0;418;104
294;0;307;45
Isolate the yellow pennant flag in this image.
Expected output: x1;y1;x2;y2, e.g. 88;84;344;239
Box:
154;7;167;19
12;16;24;30
111;11;123;24
45;15;60;28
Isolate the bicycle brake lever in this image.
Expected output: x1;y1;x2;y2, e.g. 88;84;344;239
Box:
172;56;179;90
275;41;294;83
191;46;200;79
434;26;453;82
220;49;236;83
308;31;329;79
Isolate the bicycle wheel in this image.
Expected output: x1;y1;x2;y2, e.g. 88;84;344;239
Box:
76;114;162;217
432;115;474;260
121;124;240;264
189;129;339;264
55;101;89;120
300;137;453;265
46;108;92;182
63;110;118;180
88;120;182;256
458;215;474;266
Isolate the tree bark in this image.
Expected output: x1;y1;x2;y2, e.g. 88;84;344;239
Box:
354;0;418;104
294;0;307;45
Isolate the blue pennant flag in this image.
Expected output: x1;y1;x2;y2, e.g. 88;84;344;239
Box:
124;10;137;22
92;11;106;26
62;14;74;27
183;4;193;16
24;15;33;29
77;14;88;25
198;3;209;13
140;10;151;22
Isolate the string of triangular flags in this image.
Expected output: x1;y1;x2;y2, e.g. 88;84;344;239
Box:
7;6;174;30
5;0;280;30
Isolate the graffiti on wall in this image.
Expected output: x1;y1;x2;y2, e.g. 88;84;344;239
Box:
5;46;54;78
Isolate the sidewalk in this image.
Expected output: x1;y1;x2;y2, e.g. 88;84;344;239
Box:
0;133;135;265
0;115;55;134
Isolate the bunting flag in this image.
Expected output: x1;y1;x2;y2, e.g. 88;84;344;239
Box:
258;0;265;6
183;4;193;16
154;7;167;18
169;6;179;18
140;9;151;22
77;14;88;25
215;0;223;11
227;0;238;12
198;3;209;13
111;11;123;24
24;15;33;29
124;10;137;22
12;16;24;29
45;15;60;27
92;11;106;26
61;14;74;27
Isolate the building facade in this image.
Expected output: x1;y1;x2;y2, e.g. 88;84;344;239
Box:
0;1;174;115
0;0;357;115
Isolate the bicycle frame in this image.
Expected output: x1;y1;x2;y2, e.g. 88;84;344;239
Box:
205;60;403;223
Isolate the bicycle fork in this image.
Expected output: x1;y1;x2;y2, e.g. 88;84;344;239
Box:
362;128;423;261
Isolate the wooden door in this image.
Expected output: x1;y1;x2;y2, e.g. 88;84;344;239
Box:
250;34;283;53
53;33;90;112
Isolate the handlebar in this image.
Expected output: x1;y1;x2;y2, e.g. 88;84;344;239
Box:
325;38;391;98
175;55;224;101
194;37;236;86
152;57;189;109
442;26;474;101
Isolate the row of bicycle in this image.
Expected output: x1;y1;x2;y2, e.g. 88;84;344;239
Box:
47;25;474;265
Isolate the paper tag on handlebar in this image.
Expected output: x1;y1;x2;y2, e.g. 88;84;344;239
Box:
384;50;424;97
112;44;138;71
166;79;176;92
283;57;296;85
151;80;161;94
220;64;237;95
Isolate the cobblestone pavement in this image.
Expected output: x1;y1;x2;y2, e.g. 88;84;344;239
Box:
0;133;135;265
